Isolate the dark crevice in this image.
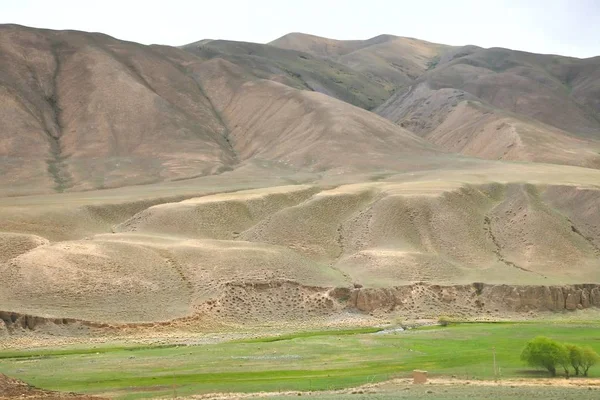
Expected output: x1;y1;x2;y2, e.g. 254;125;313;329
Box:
188;76;240;164
44;42;73;192
568;219;600;257
330;223;352;283
155;249;193;294
145;47;241;165
483;215;547;278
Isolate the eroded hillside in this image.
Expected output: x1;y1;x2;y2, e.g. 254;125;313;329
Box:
1;164;599;325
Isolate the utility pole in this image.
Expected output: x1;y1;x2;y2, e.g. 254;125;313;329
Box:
492;346;497;378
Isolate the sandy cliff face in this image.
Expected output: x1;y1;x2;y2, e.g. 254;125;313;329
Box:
342;283;600;314
2;283;599;335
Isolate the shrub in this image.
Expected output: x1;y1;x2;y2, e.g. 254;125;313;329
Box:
565;344;584;375
520;336;569;376
581;346;600;377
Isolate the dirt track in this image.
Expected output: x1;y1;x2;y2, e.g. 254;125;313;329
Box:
180;377;600;399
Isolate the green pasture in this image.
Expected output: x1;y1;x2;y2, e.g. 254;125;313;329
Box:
1;322;599;399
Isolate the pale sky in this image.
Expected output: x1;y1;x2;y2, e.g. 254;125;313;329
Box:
2;0;599;58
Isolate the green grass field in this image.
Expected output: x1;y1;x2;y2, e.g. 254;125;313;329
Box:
1;322;599;399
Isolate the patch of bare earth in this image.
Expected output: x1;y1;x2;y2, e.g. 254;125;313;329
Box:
0;374;105;400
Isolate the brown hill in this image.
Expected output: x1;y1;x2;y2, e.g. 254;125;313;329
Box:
420;46;600;136
270;32;450;90
190;58;444;174
181;39;390;110
272;33;600;169
0;24;238;194
376;83;600;168
0;25;452;196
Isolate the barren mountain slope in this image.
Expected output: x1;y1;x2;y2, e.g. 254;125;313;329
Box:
272;33;600;169
190;58;448;175
182;39;390;110
376;83;600;168
269;32;369;58
403;46;600;136
270;33;450;89
0;25;457;196
0;24;242;195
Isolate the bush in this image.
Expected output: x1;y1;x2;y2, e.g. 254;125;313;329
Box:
581;346;600;376
438;316;454;326
565;344;584;375
520;336;569;376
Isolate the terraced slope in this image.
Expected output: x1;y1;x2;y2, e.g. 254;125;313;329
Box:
2;164;599;324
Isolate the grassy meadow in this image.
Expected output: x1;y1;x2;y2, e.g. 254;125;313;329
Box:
1;322;599;399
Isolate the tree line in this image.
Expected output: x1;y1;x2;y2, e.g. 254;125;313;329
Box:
521;336;599;377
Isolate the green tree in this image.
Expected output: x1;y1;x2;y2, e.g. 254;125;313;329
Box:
520;336;569;377
581;347;600;377
565;344;584;376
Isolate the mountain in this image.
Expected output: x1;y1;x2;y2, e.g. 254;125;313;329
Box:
181;39;391;110
1;26;600;328
270;33;600;169
270;32;450;90
375;46;600;167
0;25;446;196
0;24;237;194
375;84;600;168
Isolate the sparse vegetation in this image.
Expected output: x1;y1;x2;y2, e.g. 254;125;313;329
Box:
426;56;440;70
438;316;457;326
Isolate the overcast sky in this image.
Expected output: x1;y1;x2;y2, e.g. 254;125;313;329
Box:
2;0;599;58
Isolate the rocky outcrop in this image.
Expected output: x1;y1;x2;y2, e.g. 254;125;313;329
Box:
0;319;7;337
0;310;80;333
3;282;600;337
333;283;600;314
481;284;600;312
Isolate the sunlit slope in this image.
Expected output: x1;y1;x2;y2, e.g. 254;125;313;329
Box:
0;24;236;194
191;58;446;174
270;32;450;89
2;164;599;323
